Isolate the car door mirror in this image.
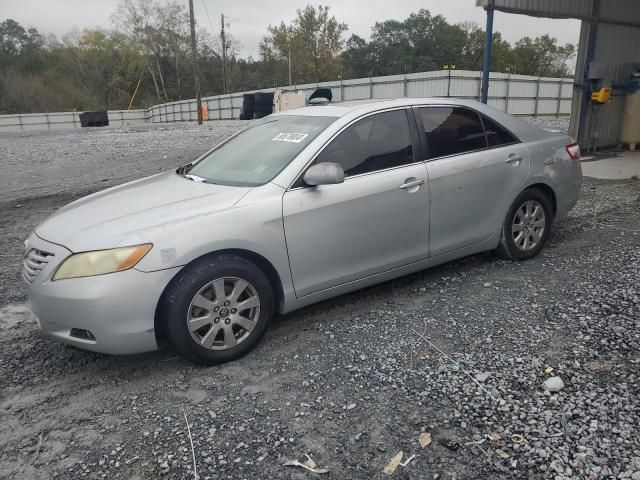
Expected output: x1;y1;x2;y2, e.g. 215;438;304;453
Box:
303;162;345;186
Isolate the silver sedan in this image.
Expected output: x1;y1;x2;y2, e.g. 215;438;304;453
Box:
23;98;582;364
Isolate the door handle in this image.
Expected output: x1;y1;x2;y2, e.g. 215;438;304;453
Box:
505;154;523;165
399;178;425;189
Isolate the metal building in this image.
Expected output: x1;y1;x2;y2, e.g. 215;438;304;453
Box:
476;0;640;150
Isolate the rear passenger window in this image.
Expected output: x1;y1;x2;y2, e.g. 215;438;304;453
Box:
418;107;486;158
482;116;517;147
316;110;413;177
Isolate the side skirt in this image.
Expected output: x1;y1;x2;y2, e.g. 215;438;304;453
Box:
280;231;500;314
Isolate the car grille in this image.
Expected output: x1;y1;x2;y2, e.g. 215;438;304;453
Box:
22;248;54;284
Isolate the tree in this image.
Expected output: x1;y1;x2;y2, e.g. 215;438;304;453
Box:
112;0;193;102
510;35;575;77
260;5;347;84
341;34;375;78
0;19;44;73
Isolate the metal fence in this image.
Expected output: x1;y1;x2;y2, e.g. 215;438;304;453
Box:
0;109;147;132
0;70;573;133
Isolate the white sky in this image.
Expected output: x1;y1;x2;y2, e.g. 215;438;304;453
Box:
1;0;582;58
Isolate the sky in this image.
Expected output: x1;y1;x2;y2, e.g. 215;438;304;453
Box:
1;0;582;58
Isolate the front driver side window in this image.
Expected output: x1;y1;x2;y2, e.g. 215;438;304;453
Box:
316;109;413;177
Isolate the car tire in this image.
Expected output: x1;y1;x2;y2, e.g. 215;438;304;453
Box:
159;254;274;365
495;188;553;261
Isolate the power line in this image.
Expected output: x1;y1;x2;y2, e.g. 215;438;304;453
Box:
201;0;216;36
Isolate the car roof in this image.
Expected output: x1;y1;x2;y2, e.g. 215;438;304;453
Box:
273;97;556;143
273;97;486;118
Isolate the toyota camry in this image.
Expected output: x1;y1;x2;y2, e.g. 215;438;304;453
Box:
22;98;582;364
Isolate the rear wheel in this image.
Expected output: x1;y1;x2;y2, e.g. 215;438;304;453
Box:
496;188;553;261
160;254;274;365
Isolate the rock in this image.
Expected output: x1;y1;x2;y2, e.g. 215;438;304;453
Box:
483;282;492;288
475;372;491;382
543;376;565;392
631;472;640;480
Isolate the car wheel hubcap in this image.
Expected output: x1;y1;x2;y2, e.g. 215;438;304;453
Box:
512;200;546;252
187;276;260;350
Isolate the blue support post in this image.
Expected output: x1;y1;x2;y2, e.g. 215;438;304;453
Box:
481;0;495;104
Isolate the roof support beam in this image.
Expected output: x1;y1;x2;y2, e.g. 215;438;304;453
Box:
481;0;495;104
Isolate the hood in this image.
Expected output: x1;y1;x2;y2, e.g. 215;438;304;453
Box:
36;171;251;252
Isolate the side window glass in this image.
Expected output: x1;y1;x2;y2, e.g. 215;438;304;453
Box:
316;110;413;177
482;116;517;147
418;107;486;158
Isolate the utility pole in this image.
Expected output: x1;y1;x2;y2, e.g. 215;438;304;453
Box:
221;14;227;94
188;0;203;124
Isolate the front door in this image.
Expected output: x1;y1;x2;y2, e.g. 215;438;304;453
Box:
282;109;430;297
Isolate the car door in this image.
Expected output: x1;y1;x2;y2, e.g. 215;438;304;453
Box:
415;106;530;257
282;108;430;298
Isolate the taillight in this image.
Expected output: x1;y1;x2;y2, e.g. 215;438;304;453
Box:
566;143;580;160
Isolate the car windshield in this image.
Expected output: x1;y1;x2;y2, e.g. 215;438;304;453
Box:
188;115;336;186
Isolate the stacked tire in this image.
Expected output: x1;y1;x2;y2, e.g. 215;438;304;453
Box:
239;94;254;120
253;92;274;119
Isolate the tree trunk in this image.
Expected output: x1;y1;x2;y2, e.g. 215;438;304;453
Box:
175;56;181;100
147;63;162;102
153;53;169;102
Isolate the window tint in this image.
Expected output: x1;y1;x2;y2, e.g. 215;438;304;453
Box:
418;107;486;158
316;110;413;177
482;116;517;147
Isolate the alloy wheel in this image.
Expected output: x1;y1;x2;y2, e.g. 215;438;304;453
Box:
186;276;260;350
512;200;546;252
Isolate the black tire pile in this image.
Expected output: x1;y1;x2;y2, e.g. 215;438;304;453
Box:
239;92;273;120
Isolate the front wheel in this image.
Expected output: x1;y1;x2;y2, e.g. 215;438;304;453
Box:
495;188;553;261
160;254;274;365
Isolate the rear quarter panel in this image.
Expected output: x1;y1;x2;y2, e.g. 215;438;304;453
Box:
523;133;582;221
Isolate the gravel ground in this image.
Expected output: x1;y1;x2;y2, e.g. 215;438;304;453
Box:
2;119;640;480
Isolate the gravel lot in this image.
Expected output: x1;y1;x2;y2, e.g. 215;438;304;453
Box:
1;120;640;480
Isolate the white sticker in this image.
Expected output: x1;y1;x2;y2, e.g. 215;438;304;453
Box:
272;132;308;143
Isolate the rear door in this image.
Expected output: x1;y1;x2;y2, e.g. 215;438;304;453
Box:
282;108;430;297
415;106;530;257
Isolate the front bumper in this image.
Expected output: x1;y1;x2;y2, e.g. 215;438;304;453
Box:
24;232;180;355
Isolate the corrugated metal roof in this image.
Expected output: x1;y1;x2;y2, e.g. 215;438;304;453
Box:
475;0;640;27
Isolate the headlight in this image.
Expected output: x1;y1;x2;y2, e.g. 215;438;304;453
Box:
52;244;153;281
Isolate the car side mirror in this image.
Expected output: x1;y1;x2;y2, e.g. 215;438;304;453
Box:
303;162;345;186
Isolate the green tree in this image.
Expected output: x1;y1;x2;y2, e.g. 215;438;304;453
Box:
260;5;347;83
510;35;575;77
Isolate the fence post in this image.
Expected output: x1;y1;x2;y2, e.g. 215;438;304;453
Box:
18;114;23;131
534;76;541;117
476;73;482;101
340;78;344;101
404;73;408;97
72;111;76;129
369;74;373;99
505;74;511;114
172;103;176;123
45;113;50;129
447;68;451;97
556;79;563;118
218;97;222;119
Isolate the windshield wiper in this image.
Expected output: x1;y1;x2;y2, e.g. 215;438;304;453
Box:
177;163;193;175
184;174;207;182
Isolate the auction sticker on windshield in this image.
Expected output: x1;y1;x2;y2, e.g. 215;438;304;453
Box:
272;132;308;143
